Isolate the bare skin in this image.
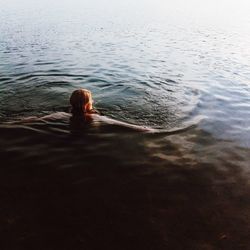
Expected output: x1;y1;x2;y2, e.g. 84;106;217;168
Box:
5;89;155;132
41;111;155;132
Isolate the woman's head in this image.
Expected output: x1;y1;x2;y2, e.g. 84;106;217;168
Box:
70;89;93;114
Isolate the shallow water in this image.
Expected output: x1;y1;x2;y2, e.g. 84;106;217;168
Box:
1;0;250;249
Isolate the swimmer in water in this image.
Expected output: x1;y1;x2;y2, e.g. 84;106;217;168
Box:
68;89;154;132
8;88;154;132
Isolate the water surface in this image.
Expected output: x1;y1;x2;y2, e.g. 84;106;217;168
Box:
0;0;250;249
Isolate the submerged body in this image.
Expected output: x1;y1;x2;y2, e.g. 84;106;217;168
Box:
9;89;155;132
41;111;155;132
68;89;155;132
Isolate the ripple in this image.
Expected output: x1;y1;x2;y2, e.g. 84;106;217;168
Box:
0;5;249;148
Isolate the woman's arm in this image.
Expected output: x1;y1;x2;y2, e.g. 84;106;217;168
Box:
92;114;156;132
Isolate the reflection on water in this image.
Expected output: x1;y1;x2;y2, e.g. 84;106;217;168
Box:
1;0;250;249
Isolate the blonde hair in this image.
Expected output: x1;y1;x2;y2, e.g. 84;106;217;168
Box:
70;89;93;114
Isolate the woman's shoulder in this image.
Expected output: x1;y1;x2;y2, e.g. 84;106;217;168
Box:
88;109;100;114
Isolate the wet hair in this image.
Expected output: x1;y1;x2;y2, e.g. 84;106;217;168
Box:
70;89;93;115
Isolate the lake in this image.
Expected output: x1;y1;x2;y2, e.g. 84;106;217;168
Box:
0;0;250;249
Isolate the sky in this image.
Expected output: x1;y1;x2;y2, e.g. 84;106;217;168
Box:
1;0;250;30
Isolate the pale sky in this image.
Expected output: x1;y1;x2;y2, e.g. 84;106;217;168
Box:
1;0;250;29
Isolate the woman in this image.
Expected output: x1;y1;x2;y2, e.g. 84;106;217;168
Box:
68;89;154;132
8;89;154;132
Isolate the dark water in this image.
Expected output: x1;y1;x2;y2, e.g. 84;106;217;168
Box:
1;1;250;249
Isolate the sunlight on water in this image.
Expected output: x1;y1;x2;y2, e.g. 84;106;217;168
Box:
1;0;250;145
1;0;250;249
